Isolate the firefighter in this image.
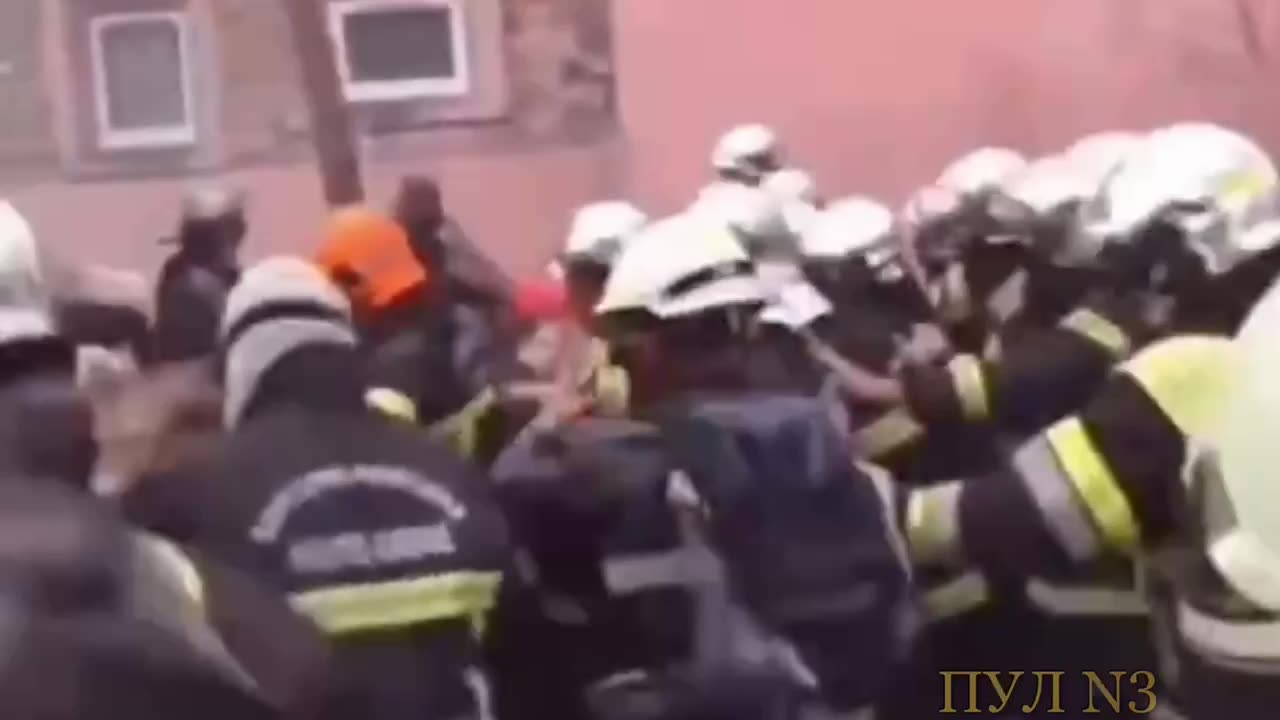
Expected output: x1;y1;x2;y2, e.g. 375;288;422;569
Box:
160;256;511;720
886;123;1280;448
437;201;646;464
901;146;1029;353
899;123;1280;719
1158;275;1280;718
153;186;245;365
492;213;914;719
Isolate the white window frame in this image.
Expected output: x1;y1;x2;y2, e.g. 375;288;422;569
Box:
328;0;471;103
89;11;197;151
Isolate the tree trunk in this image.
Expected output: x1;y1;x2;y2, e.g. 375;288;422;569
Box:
282;0;364;205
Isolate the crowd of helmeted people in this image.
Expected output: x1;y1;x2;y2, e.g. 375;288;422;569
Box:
7;121;1280;719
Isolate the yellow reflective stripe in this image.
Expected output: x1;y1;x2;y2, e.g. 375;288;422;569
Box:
947;354;989;421
430;388;498;459
923;571;990;620
591;364;630;416
906;481;965;567
292;571;502;636
1219;170;1273;206
1060;308;1131;359
366;388;418;424
855;407;924;457
142;535;207;614
1118;336;1236;440
1044;417;1140;552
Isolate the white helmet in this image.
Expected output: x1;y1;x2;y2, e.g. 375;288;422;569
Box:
764;168;821;236
0;201;53;343
711;124;783;181
990;156;1094;223
1065;131;1143;186
691;182;796;257
1203;276;1280;609
800;196;896;263
936;147;1029;200
899;148;1028;242
985;156;1101;261
1079;123;1280;274
563;201;649;266
181;184;245;223
900;185;965;229
594;213;766;321
764;168;819;206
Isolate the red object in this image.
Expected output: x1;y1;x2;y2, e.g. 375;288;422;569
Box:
513;277;569;323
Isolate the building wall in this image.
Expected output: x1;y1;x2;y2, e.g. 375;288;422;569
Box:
0;0;59;175
0;0;622;277
614;0;1280;214
6;0;1280;278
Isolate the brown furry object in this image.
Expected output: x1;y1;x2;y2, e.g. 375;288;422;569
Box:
90;362;224;496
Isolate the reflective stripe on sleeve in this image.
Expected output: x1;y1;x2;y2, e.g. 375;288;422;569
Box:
601;546;723;596
365;387;418;424
140;535;207;614
906;481;965;568
1176;601;1280;663
1044;417;1140;552
291;571;502;636
923;571;990;620
985;269;1027;325
1060;307;1131;359
855;408;924;457
947;354;989;421
1012;435;1105;564
1024;578;1149;617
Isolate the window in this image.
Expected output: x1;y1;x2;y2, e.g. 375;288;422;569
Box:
329;0;470;103
89;12;196;150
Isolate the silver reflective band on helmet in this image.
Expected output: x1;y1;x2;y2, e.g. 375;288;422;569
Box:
594;214;768;319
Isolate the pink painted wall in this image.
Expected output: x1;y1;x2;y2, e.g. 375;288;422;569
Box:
10;0;1280;280
2;141;618;278
613;0;1280;213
